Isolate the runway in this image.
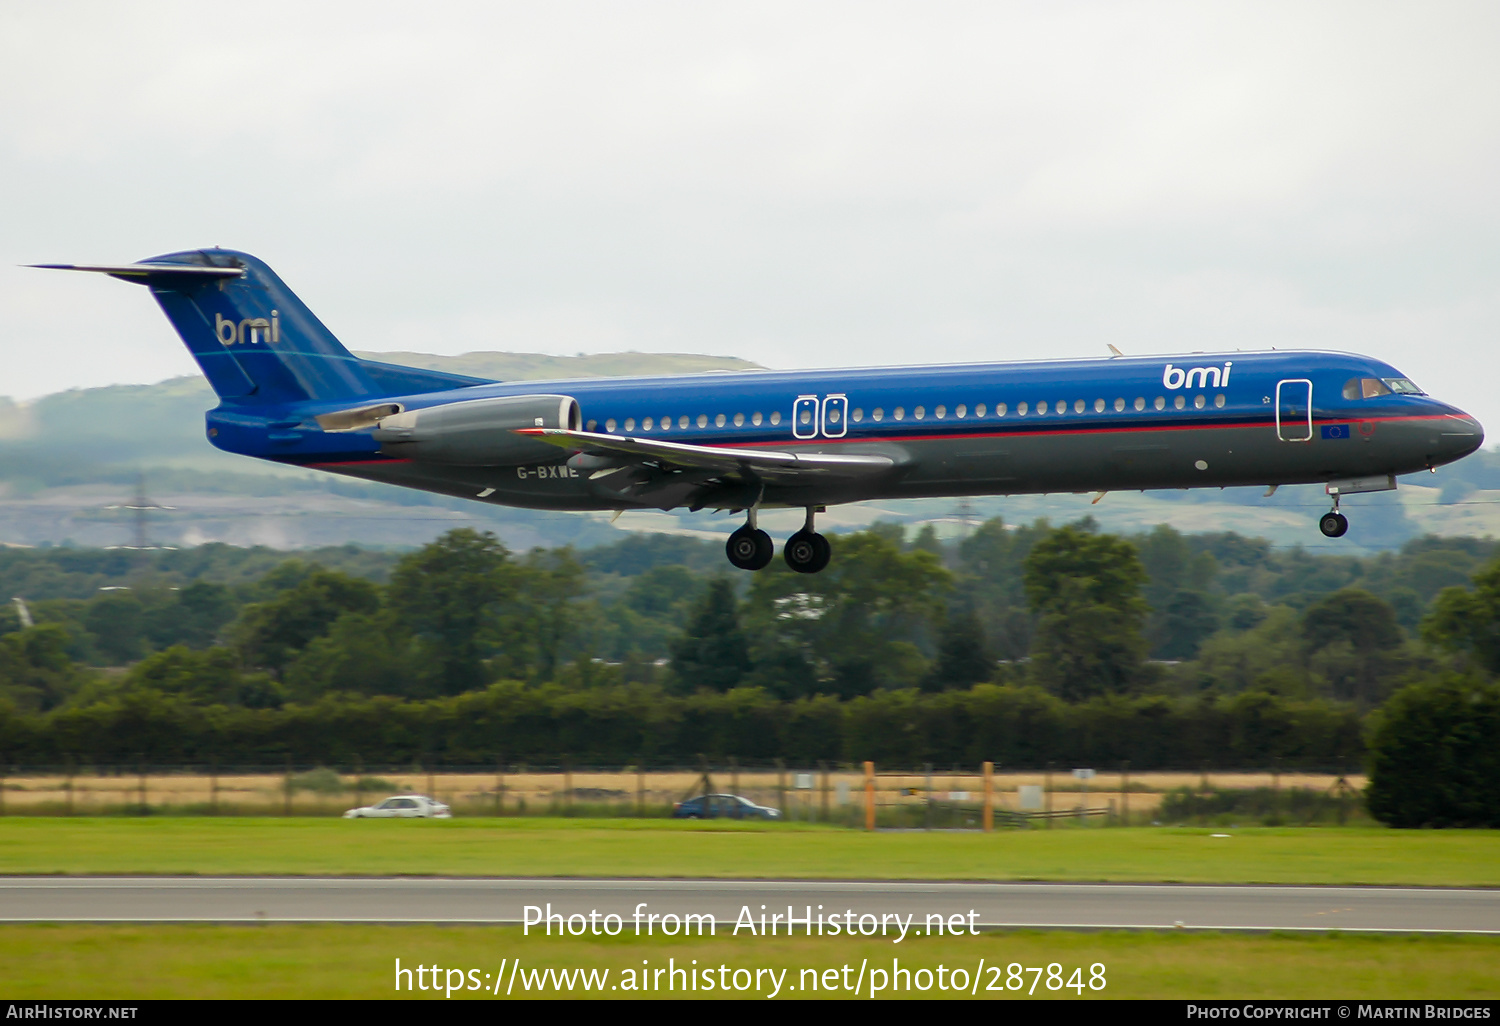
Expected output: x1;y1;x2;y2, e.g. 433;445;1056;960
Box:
0;877;1496;933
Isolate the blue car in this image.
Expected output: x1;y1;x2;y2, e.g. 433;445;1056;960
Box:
672;794;781;820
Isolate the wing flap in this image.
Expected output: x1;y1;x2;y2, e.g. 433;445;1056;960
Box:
515;427;894;479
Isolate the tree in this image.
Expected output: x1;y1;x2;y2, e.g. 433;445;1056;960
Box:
743;530;950;696
1022;525;1150;700
1366;674;1500;827
927;609;993;690
83;592;145;665
0;624;86;712
670;578;750;692
1423;558;1500;674
386;529;514;694
231;569;381;677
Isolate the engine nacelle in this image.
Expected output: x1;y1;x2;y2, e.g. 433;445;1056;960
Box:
372;394;580;466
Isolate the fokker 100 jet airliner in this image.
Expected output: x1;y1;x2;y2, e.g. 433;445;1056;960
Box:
36;249;1484;573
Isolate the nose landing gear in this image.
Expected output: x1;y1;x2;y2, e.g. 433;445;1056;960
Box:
783;507;832;574
1319;496;1349;538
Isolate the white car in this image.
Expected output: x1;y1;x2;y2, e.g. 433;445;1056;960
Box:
343;795;452;819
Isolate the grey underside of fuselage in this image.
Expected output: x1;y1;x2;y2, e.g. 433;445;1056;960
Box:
309;418;1444;513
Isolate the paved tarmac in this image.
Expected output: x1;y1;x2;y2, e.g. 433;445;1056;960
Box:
0;878;1495;933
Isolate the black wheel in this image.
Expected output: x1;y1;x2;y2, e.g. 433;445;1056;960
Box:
784;530;831;573
1318;512;1349;538
809;532;832;573
726;526;774;570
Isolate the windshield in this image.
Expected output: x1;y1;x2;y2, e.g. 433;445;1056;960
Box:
1383;377;1424;395
1343;377;1425;400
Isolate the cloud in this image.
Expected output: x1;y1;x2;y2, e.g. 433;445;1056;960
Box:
0;0;1496;430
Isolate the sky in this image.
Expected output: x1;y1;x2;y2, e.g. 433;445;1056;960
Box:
2;1;1498;430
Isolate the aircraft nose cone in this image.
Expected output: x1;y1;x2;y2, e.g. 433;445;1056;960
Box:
1441;413;1484;460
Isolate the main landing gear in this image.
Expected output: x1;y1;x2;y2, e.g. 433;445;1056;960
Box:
782;507;831;575
725;507;832;573
1319;496;1349;538
726;508;774;571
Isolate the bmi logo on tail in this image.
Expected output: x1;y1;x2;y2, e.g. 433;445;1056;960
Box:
216;311;280;346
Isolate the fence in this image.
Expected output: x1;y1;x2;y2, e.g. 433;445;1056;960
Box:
0;758;1367;827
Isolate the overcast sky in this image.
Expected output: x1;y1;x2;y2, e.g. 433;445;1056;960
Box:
2;2;1498;430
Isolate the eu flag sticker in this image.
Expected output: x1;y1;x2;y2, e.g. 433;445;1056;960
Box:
1321;424;1351;440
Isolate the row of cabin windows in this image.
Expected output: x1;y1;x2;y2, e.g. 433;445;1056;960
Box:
592;394;1228;434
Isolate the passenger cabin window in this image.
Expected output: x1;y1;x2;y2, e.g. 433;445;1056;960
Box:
625;418;636;431
643;417;654;430
753;412;763;425
872;408;884;421
770;411;782;425
975;403;986;417
996;403;1006;416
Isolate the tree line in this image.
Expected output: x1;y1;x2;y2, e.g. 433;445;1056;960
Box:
0;520;1496;801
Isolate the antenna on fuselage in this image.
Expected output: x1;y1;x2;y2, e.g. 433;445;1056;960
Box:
1107;345;1124;358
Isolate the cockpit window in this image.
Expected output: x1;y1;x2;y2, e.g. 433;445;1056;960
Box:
1383;378;1424;395
1343;378;1393;400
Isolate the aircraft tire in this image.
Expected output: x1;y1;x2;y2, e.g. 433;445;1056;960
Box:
727;526;774;570
784;530;831;574
1318;512;1349;538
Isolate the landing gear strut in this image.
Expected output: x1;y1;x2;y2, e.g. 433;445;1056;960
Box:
726;508;774;571
783;507;832;574
1319;496;1349;538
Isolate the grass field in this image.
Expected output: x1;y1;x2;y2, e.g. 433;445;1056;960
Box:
0;817;1497;886
0;925;1494;999
0;769;1364;818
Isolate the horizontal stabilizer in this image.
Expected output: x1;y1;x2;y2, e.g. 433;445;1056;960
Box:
30;262;245;283
516;427;896;479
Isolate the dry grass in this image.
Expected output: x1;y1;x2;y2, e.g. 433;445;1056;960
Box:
0;770;1364;818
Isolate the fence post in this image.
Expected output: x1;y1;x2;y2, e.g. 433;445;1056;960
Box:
496;757;505;816
1120;760;1130;827
923;763;933;831
819;761;830;823
210;757;219;816
138;756;148;814
776;759;786;821
982;761;993;832
636;763;644;818
284;755;294;816
1045;762;1053;828
65;755;74;817
863;761;876;831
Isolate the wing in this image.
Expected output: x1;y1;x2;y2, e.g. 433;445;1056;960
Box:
515;427;895;480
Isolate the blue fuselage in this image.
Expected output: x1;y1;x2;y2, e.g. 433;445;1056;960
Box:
206;348;1482;512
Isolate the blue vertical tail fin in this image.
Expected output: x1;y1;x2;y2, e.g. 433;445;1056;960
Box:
33;249;490;404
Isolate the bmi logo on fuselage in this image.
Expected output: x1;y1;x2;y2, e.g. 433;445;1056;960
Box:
216;311;280;346
1162;362;1232;390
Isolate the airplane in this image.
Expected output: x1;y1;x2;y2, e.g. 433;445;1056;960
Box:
34;248;1485;573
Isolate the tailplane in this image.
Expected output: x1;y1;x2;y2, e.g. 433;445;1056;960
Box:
33;249;490;403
